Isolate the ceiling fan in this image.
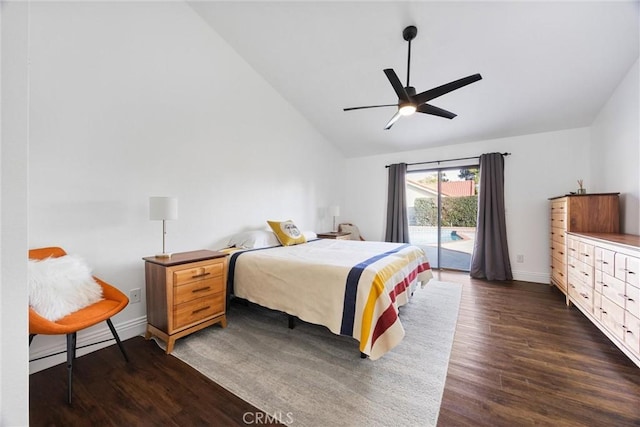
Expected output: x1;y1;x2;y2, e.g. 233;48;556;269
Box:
343;25;482;130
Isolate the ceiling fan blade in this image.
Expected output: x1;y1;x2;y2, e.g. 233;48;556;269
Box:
343;104;398;111
417;104;457;119
414;74;482;105
384;111;402;130
383;69;411;102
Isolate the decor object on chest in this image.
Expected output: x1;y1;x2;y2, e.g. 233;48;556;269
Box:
149;196;178;258
343;25;482;129
28;246;130;404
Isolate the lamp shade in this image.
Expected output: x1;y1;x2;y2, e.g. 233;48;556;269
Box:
330;206;340;217
149;197;178;221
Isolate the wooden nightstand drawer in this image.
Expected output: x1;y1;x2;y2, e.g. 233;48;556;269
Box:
173;263;224;286
174;275;224;305
174;293;225;330
144;250;228;354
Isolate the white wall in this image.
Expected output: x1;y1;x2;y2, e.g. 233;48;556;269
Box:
26;2;344;372
344;128;592;284
591;59;640;234
1;1;30;425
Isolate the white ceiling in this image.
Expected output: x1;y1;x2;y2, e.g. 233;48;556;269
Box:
189;1;639;158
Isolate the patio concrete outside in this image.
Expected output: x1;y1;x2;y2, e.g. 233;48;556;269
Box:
410;226;475;271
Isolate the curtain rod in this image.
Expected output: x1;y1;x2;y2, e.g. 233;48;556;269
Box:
385;152;511;168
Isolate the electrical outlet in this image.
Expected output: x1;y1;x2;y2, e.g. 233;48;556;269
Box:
516;254;524;263
130;288;141;303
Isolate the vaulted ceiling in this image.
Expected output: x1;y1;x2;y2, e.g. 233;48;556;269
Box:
190;1;639;158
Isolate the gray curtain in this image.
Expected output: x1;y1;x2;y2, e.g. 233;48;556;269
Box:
470;153;513;280
385;163;410;243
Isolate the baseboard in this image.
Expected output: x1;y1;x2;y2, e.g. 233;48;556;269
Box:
29;315;147;374
512;270;550;284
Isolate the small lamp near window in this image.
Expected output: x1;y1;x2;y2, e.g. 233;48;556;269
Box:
330;205;340;232
149;196;178;258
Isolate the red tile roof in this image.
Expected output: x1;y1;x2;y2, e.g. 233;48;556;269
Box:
407;179;475;197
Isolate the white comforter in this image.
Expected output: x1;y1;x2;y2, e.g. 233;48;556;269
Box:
229;239;432;360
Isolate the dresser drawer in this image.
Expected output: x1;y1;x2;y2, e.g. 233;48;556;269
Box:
624;312;640;354
593;291;603;321
174;293;225;330
551;264;566;289
601;272;626;309
569;280;593;312
174;275;224;305
625;284;640;318
595;247;615;276
601;295;626;340
173;262;224;286
578;242;595;267
551;200;567;214
551;213;567;229
551;241;566;263
551;227;566;245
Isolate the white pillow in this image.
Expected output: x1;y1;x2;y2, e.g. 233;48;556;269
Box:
28;254;104;321
303;231;318;240
227;230;281;249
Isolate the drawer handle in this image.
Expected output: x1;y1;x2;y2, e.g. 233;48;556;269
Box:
602;310;607;315
629;271;636;275
191;272;211;279
602;261;609;265
192;306;211;315
602;284;609;287
559;251;564;255
628;297;635;302
192;286;211;293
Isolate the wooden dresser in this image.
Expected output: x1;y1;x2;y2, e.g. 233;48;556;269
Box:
549;193;619;304
566;232;640;368
143;250;228;354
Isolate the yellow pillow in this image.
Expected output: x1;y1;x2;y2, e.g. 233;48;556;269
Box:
267;220;307;246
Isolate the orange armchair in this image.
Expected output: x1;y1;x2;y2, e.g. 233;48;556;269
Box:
29;247;130;404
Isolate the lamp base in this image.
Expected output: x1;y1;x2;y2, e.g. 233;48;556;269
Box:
155;252;172;259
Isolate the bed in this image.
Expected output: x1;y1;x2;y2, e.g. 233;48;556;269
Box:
226;230;433;360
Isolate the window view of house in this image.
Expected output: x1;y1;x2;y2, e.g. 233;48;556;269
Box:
406;166;478;271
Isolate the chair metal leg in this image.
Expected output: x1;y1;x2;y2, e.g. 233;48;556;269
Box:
29;334;36;346
106;319;129;362
66;333;77;405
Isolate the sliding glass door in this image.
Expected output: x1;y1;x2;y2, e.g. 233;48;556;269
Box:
406;165;478;271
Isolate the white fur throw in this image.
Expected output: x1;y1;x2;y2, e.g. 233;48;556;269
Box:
28;254;104;321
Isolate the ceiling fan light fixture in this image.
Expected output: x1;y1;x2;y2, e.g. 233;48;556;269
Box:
399;104;416;116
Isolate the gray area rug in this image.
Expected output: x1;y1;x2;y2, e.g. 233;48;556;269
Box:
171;280;462;427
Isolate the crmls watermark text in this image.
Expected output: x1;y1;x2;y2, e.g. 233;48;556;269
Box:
243;411;294;425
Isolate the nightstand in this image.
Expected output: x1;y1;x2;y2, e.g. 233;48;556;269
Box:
317;231;351;240
143;250;228;354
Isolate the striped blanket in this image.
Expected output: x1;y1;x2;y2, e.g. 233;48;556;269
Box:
228;239;432;360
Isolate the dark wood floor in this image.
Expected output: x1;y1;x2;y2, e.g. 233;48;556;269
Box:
29;335;281;426
30;272;640;426
437;271;640;426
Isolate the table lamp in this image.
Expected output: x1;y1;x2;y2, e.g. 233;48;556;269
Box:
149;196;178;258
330;205;340;232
